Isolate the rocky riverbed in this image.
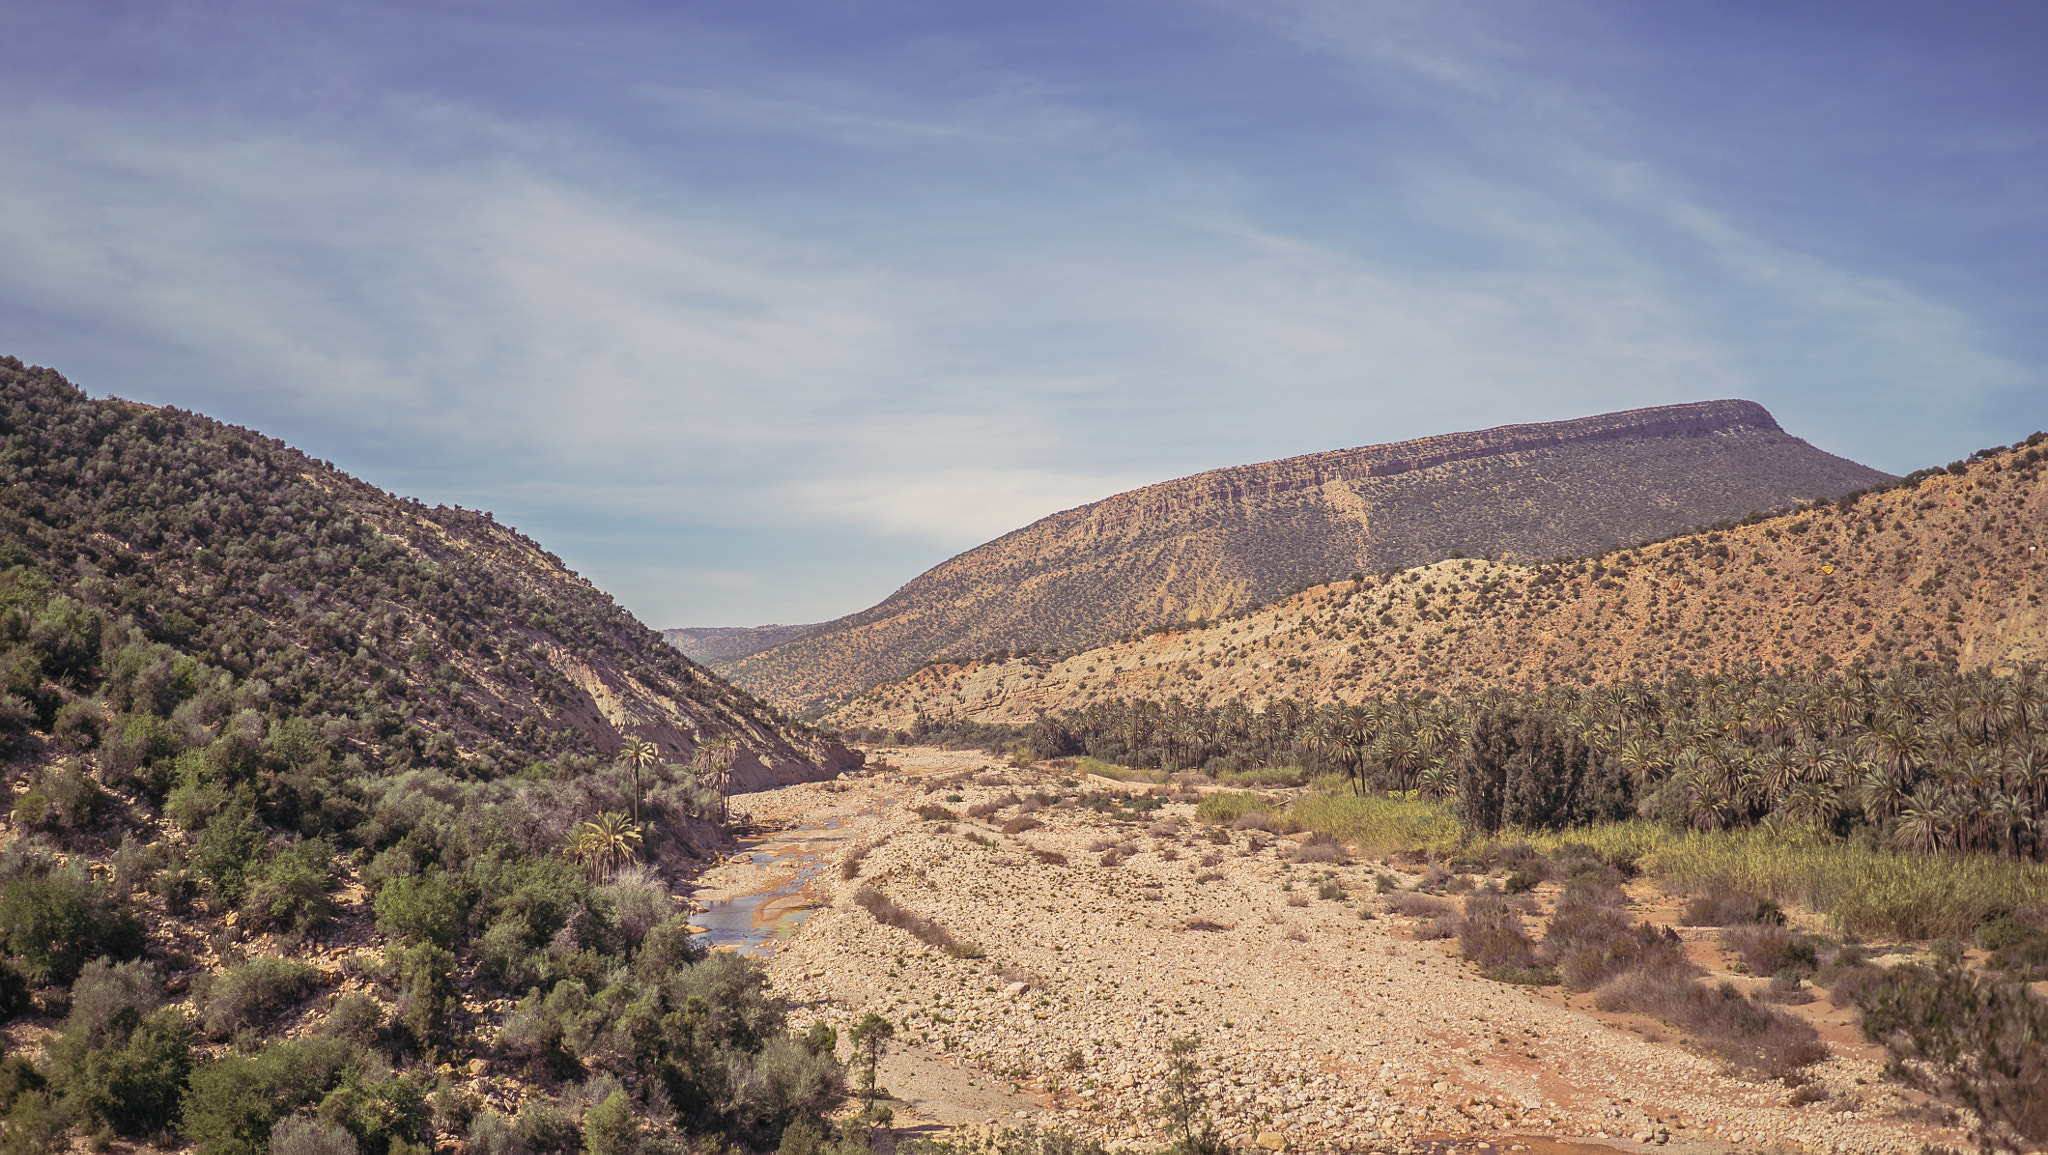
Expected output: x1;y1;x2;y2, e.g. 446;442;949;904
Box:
688;748;1971;1155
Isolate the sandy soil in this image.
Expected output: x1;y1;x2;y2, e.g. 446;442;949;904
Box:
689;748;1973;1155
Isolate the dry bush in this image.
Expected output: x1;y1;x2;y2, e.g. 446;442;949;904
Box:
1205;828;1231;846
1194;871;1223;883
851;887;984;958
967;793;1022;818
1285;893;1310;908
1385;892;1453;919
1197;854;1221;868
1415;916;1458;940
1031;848;1068;866
840;839;882;880
1456;894;1552;983
1290;835;1348;865
1000;816;1043;835
1544;880;1689;992
1681;886;1784;928
1098;849;1125;867
913;804;958;822
1596;972;1828;1078
1722;924;1822;977
1148;820;1180;838
1231;811;1273;832
1766;970;1816;1005
1183;918;1232;932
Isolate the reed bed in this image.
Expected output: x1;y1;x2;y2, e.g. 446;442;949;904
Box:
1283;788;2048;941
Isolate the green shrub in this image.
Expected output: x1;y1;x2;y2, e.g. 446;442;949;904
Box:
315;1071;431;1155
381;944;455;1057
189;802;267;905
0;862;144;985
182;1035;359;1155
242;839;336;935
583;1089;637;1155
373;871;472;949
46;957;193;1135
198;957;320;1039
1192;792;1273;826
320;995;385;1048
10;761;103;833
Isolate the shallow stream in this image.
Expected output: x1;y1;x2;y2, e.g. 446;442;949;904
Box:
689;818;840;955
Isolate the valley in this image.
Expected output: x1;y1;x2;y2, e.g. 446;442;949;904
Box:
710;747;1981;1155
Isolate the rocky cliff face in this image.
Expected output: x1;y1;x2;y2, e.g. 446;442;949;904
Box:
721;400;1891;714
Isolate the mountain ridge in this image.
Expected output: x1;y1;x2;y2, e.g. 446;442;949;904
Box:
826;434;2046;729
717;400;1890;713
0;356;854;791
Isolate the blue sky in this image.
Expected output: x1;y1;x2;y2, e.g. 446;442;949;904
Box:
3;1;2043;627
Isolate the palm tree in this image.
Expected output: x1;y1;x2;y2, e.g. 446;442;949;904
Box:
572;812;643;883
619;735;659;823
696;736;739;823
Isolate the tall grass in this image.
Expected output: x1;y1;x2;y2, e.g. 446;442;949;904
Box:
1636;829;2048;941
1280;788;2048;941
1215;765;1311;788
1286;792;1461;859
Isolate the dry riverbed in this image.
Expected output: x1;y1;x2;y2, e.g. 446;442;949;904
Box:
689;748;1970;1155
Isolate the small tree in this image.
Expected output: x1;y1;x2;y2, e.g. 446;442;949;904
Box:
848;1013;894;1114
1157;1035;1226;1155
618;737;658;824
695;737;739;824
570;813;642;883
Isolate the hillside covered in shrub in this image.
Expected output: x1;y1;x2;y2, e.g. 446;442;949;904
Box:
0;356;858;1154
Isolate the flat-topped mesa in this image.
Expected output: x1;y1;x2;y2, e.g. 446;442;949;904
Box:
713;400;1888;713
992;400;1779;545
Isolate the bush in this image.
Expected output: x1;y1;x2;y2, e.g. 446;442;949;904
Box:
1680;887;1783;928
851;888;984;959
1542;882;1687;992
1852;960;2048;1150
320;995;385;1048
1289;835;1347;864
1383;892;1451;919
1194;792;1272;826
373;870;472;949
270;1115;361;1155
10;761;103;833
1596;972;1827;1078
465;1112;525;1155
0;862;145;986
48;959;194;1135
198;957;321;1039
583;1089;637;1155
243;839;337;935
595;867;672;950
314;1070;432;1155
1456;894;1552;983
182;1035;358;1155
1720;925;1822;979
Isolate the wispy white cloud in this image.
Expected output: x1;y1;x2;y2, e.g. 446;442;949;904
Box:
1;1;2036;626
